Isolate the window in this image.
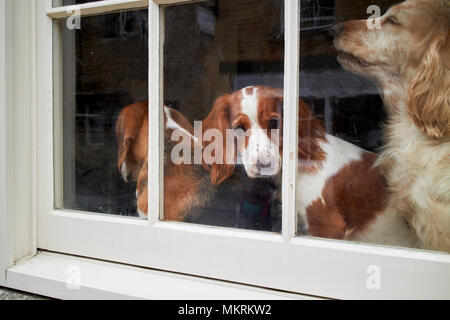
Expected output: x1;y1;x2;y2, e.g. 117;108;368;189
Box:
31;0;450;299
56;9;148;216
160;0;284;230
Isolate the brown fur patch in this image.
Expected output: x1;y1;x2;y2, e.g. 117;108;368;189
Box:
307;153;388;239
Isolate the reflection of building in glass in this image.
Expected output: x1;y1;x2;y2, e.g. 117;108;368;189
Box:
63;0;393;222
300;0;335;32
164;0;386;152
60;10;148;216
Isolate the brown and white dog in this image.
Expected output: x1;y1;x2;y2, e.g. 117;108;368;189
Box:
116;102;214;221
203;86;416;246
334;0;449;252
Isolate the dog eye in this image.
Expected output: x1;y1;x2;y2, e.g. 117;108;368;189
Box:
268;118;280;130
386;16;400;25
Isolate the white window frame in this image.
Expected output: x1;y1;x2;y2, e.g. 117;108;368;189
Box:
0;0;449;300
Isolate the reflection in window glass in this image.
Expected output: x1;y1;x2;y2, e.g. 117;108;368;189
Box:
156;0;284;231
295;0;449;254
53;0;103;6
57;10;148;216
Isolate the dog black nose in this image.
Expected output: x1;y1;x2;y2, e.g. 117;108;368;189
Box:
332;23;344;36
256;160;271;170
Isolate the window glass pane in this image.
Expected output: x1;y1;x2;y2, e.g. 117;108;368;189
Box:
53;0;104;7
159;0;284;231
55;10;148;217
296;0;449;254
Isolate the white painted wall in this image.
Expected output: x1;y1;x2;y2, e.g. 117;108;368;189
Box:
0;1;37;283
0;0;14;285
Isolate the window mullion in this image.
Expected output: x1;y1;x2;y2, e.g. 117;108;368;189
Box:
148;0;162;225
281;0;300;242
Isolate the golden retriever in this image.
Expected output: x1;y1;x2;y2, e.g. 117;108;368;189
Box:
334;0;449;252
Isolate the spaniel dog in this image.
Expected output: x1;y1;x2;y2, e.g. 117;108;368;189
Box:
116;102;214;220
334;0;449;251
203;86;416;246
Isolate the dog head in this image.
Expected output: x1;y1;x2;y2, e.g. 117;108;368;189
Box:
334;0;449;138
202;86;326;184
202;86;283;184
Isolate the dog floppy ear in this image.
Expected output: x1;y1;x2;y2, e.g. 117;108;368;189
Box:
116;103;147;182
202;94;236;186
407;33;449;139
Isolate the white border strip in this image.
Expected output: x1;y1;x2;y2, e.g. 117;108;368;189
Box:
36;0;55;251
30;0;39;260
0;0;13;285
6;252;318;300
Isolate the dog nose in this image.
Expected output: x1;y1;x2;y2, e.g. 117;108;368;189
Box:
125;172;133;183
256;160;271;170
332;23;344;36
